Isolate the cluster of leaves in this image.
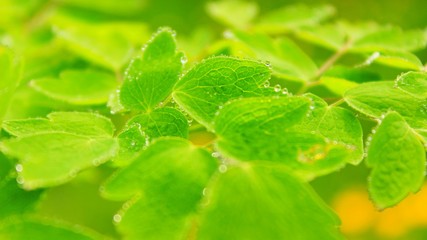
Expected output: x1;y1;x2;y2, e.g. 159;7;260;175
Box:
0;0;427;239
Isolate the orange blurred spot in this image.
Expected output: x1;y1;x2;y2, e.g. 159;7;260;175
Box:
332;183;427;238
332;187;379;234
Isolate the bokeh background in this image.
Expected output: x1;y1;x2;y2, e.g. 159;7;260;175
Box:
1;0;426;239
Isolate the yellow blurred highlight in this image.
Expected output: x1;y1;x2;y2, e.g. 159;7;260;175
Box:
332;183;427;238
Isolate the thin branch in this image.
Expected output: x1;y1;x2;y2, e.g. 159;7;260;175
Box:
329;98;345;107
25;0;58;33
297;39;353;95
314;39;353;80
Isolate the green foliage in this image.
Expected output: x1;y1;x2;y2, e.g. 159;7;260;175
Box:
0;217;108;240
197;163;343;240
0;46;21;126
0;112;118;190
119;28;183;112
102;138;217;239
0;1;427;239
366;112;425;209
173;56;270;130
30;69;118;105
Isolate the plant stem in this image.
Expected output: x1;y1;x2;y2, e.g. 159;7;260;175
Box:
25;0;58;33
297;39;353;95
314;39;353;80
330;98;345;107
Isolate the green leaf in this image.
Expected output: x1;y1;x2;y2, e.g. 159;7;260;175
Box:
0;178;43;218
344;78;427;131
197;163;344;240
291;94;363;165
53;25;133;71
0;112;118;190
396;71;427;98
173;56;270;130
102;137;217;239
214;96;354;179
296;23;347;50
325;65;381;83
366;112;425;209
0;217;107;240
320;76;359;96
231;31;318;81
364;51;424;70
206;0;258;29
113;107;189;166
50;10;150;46
0;46;21;126
255;4;335;34
57;0;146;16
352;27;427;52
296;22;427;54
29;69;118;105
119;28;183;111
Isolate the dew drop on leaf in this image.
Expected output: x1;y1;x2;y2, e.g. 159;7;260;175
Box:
211;152;221;158
223;30;234;39
15;164;23;172
219;164;227;173
282;88;289;95
180;55;188;65
273;84;281;92
113;214;122;223
16;176;25;185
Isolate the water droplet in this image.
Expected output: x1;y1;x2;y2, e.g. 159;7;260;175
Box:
113;214;122;223
346;144;355;150
265;61;271;67
309;105;315;110
92;159;101;166
263;81;270;88
15;164;23;172
282;88;289;95
223;30;234;39
69;170;77;178
187;118;193;125
16;176;24;185
364;51;380;65
202;188;208;196
141;44;147;52
219;164;227;173
273;84;281;92
211;152;220;158
180;55;188;65
145;135;150;146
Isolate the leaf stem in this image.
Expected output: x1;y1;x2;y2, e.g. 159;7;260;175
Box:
314;39;353;79
25;0;58;33
330;98;345;107
297;39;353;95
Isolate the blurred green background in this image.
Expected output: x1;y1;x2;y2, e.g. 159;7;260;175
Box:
1;0;426;240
